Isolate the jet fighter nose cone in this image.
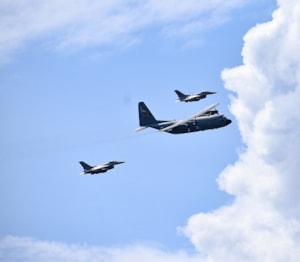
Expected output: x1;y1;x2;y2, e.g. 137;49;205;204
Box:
226;119;232;125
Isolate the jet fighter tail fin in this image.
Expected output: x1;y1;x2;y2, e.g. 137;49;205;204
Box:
138;102;158;127
79;161;92;170
174;90;187;98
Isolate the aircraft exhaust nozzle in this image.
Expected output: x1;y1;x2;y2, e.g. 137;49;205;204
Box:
136;126;147;132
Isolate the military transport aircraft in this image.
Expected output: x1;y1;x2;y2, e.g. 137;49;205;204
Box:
136;102;231;134
175;90;216;102
79;161;124;175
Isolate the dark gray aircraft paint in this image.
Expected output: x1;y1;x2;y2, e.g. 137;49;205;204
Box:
136;102;231;134
79;161;124;175
175;90;216;102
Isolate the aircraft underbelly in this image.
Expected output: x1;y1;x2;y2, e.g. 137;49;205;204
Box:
91;169;107;174
169;118;224;134
150;115;230;134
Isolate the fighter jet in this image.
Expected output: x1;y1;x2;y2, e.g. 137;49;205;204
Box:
79;161;124;175
175;90;216;102
136;102;231;134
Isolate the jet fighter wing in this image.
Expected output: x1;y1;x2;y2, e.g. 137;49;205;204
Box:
160;103;219;132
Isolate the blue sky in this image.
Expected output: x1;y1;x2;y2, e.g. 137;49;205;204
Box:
3;0;300;261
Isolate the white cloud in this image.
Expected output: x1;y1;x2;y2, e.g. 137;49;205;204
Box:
182;0;300;260
0;0;245;63
0;235;202;262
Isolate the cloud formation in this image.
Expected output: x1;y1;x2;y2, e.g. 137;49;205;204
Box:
1;0;300;261
0;235;201;262
0;0;244;63
183;0;300;260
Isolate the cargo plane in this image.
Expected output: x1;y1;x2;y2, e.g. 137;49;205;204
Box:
136;102;231;134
